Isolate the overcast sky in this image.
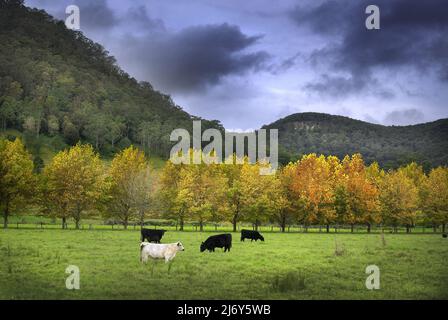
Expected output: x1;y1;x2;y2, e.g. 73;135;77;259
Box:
26;0;448;131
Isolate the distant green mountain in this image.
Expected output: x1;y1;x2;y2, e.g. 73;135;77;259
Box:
0;0;223;160
263;112;448;169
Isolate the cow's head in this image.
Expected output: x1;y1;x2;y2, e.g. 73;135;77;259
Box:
259;234;265;241
200;242;206;252
176;242;185;251
140;242;149;251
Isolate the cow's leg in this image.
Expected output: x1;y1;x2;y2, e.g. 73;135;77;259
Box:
151;260;156;276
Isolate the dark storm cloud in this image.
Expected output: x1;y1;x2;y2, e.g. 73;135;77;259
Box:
125;5;165;31
74;0;118;30
268;52;302;75
304;73;370;97
124;23;270;93
291;0;448;95
290;1;350;36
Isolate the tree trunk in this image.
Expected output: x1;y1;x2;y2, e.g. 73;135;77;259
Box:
281;215;286;233
351;224;354;233
443;224;446;233
179;216;184;231
123;218;128;230
326;224;330;233
254;220;259;231
62;216;66;229
232;214;238;232
139;210;145;227
406;226;410;233
199;221;203;232
367;223;371;233
3;204;9;229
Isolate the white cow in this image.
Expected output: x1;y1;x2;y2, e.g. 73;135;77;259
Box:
140;241;185;263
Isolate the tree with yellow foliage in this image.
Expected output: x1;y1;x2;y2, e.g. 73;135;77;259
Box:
43;143;104;229
176;161;228;231
239;161;285;231
380;170;419;233
421;167;448;233
278;163;303;232
221;155;244;232
103;146;152;228
158;160;186;230
0;138;36;228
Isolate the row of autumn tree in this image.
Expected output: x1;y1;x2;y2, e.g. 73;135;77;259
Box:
1;138;448;232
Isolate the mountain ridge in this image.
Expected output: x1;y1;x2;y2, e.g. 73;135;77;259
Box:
263;112;448;169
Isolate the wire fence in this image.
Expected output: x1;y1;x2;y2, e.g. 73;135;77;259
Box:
4;222;446;234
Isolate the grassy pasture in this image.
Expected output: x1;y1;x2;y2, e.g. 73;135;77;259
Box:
0;229;447;300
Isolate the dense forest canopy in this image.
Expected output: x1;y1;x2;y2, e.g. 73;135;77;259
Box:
265;113;448;170
0;0;223;159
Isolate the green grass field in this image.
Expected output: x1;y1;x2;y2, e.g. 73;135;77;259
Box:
1;228;447;300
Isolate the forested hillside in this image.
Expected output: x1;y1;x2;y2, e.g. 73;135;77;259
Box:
0;0;223;161
265;113;448;169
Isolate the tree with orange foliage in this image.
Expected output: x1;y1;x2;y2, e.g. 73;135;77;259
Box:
288;154;337;232
342;154;380;233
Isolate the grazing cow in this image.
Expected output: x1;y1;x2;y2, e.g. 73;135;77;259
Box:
240;229;264;242
443;233;447;238
141;228;166;243
140;241;185;263
200;234;232;252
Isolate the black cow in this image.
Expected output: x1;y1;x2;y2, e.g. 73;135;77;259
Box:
443;233;447;238
200;234;232;252
141;228;166;243
240;229;264;242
